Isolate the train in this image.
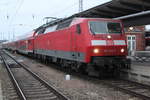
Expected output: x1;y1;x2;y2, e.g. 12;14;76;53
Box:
3;17;130;77
145;31;150;50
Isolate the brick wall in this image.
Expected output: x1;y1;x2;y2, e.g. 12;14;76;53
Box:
125;32;145;51
125;26;145;51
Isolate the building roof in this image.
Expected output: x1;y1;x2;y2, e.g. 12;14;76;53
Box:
0;40;7;43
37;0;150;29
74;0;150;18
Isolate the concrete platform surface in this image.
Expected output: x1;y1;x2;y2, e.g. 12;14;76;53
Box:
0;80;3;100
122;62;150;84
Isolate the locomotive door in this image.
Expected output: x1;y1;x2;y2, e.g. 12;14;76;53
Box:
127;35;136;55
71;26;78;60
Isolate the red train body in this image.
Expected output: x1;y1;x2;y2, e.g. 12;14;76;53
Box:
4;18;130;76
7;31;35;54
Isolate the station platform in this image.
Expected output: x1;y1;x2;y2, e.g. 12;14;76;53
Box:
132;51;150;62
0;80;3;100
122;56;150;85
0;63;3;100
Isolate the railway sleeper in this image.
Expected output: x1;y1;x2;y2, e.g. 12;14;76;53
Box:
25;90;52;95
23;88;48;92
26;93;56;98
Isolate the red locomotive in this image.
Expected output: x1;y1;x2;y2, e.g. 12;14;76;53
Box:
4;17;130;77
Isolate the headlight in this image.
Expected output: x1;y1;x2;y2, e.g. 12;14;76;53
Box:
93;48;99;54
121;48;125;53
107;35;111;39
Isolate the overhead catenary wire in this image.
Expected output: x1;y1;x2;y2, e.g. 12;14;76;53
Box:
1;0;111;41
8;0;24;26
50;1;79;17
79;0;83;12
0;0;24;41
8;0;24;41
2;0;80;40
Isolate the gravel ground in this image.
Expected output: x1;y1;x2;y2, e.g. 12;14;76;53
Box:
11;53;141;100
0;62;19;100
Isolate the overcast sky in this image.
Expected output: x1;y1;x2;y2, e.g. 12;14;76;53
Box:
1;0;150;41
0;0;112;40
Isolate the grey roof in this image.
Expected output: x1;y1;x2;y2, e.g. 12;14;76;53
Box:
0;40;7;43
37;0;150;29
74;0;150;18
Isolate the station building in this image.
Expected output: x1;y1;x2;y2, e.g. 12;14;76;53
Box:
124;26;146;54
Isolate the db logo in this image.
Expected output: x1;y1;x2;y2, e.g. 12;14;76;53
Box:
107;40;113;45
104;50;116;52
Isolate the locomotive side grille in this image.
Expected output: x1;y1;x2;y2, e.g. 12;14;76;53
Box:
106;40;114;46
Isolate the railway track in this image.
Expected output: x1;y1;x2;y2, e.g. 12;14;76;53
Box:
0;51;69;100
69;71;150;100
54;59;150;99
73;68;150;100
2;50;150;100
101;79;150;100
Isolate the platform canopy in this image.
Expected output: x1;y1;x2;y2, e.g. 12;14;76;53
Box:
38;0;150;30
72;0;150;27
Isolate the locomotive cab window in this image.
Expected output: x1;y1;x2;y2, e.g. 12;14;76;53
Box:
107;23;121;34
89;21;122;34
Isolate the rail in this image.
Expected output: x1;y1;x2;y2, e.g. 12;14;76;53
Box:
1;50;69;100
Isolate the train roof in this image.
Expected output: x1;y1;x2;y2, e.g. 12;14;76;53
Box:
35;17;121;31
35;18;70;32
14;30;35;41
